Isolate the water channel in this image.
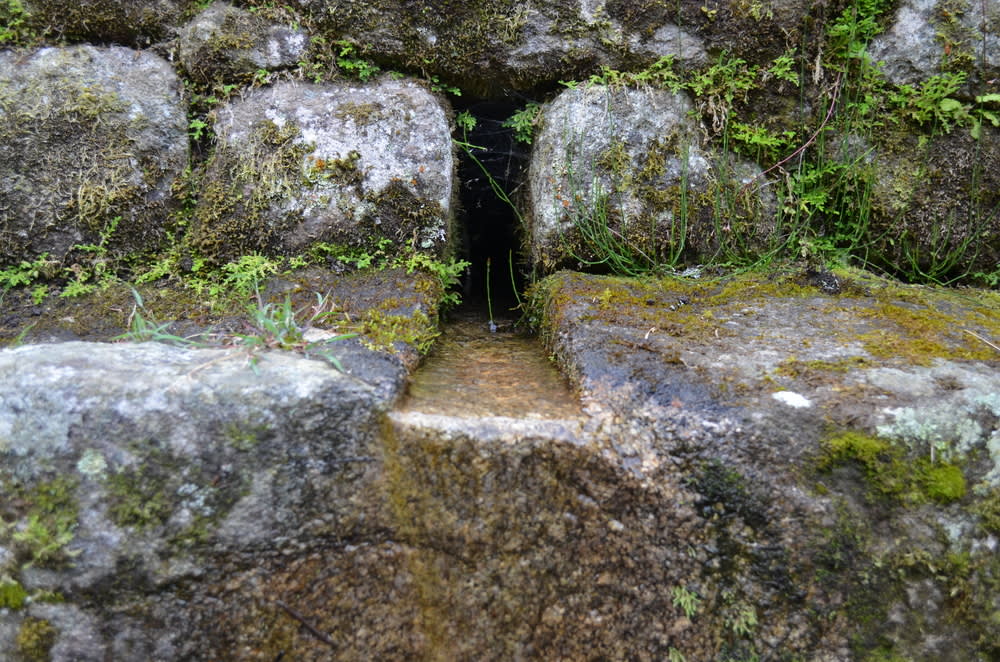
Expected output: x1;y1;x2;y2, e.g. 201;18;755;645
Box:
399;308;582;421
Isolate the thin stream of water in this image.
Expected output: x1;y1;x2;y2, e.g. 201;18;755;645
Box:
399;310;582;420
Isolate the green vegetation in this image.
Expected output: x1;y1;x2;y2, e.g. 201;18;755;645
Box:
0;0;31;45
502;101;542;144
539;0;998;287
671;585;701;618
819;431;967;505
1;476;80;568
0;576;28;609
116;286;358;370
16;617;57;662
333;39;382;81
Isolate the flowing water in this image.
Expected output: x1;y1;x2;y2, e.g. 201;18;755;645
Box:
399;309;582;420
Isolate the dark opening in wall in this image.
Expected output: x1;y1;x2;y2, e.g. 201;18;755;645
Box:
453;96;532;313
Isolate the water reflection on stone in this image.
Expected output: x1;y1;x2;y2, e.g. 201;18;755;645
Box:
400;310;582;420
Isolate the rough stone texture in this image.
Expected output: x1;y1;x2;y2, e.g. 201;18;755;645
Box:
1;267;998;659
187;77;456;263
526;84;774;273
870;0;1000;88
20;0;185;46
0;45;188;265
302;0;816;95
528;268;1000;660
0;340;403;661
176;1;309;84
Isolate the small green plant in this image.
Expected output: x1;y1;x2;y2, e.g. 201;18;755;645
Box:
317;238;468;307
561;173;661;277
671;586;702;619
668;648;688;662
9;478;80;568
397;249;469;308
428;75;461;96
891;75;1000;138
503;102;542;144
118;286;357;371
188;117;209;140
0;0;31;45
30;284;47;304
334;40;381;81
59;215;123;298
0;253;52;289
116;289;204;346
219;253;282;297
582;56;685;92
725;603;759;637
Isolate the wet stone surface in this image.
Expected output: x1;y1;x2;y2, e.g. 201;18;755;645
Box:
400;309;583;421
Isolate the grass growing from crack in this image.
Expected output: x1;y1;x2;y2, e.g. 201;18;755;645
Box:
116;287;357;372
537;0;998;287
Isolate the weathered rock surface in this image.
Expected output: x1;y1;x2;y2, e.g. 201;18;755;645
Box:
0;340;403;661
527;84;774;273
0;45;188;265
176;1;309;84
19;0;185;46
2;266;997;660
870;0;1000;88
187;77;456;263
527;268;1000;660
304;0;816;94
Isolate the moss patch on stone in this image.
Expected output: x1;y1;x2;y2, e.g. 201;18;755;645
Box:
0;475;80;569
102;440;251;546
187;118;315;263
819;430;968;505
15;616;57;662
0;577;28;609
0;65;169;266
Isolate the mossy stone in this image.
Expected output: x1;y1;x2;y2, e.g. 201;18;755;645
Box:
16;617;57;662
920;463;966;503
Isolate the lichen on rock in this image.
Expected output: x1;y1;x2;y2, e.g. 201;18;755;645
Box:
186;76;456;264
0;45;188;267
176;1;309;85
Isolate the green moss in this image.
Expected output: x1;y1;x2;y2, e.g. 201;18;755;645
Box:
821;431;970;505
920;462;966;503
335;102;385;124
102;442;249;543
362;179;449;254
224;424;262;452
0;577;28;609
776;356;873;378
820;431;913;499
825;431;892;468
359;308;438;355
16;617;57;662
105;464;173;530
7;477;80;568
971;487;1000;534
0;64;165;266
188;118;313;263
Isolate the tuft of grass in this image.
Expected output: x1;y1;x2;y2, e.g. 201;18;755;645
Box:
231;291;357;371
116;287;357;372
